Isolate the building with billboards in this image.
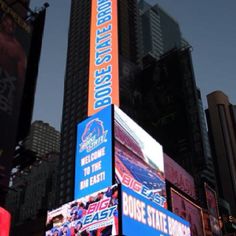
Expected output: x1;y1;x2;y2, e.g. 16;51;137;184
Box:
58;2;218;235
47;105;191;236
58;0;141;205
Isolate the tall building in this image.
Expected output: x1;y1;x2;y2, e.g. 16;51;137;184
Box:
122;47;216;205
23;120;60;157
138;0;182;60
58;0;216;210
206;91;236;216
58;0;141;205
6;152;59;236
0;0;46;205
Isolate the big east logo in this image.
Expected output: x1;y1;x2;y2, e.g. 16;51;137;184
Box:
80;118;108;152
82;198;117;230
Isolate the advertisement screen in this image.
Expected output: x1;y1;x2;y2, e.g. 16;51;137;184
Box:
114;106;167;208
74;105;113;199
164;153;196;200
88;0;119;116
205;183;221;235
0;207;11;236
122;185;190;236
46;185;119;236
0;0;32;188
171;188;204;236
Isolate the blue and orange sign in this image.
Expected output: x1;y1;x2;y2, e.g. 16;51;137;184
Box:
75;105;113;199
88;0;119;116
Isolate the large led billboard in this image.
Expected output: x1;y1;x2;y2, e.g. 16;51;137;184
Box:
171;188;204;236
164;153;196;200
46;185;119;236
114;106;167;208
0;207;11;236
75;105;113;199
0;0;32;190
88;0;119;116
122;185;190;236
204;183;221;235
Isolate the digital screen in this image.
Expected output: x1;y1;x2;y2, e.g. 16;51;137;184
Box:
46;185;119;236
171;188;204;236
114;106;167;208
122;185;190;236
164;153;196;200
74;105;113;199
205;183;221;235
88;0;119;116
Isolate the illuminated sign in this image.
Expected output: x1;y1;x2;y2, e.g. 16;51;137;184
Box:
164;154;196;200
122;185;190;236
46;185;119;236
0;207;11;236
75;105;113;199
88;0;119;116
171;188;204;236
114;106;167;208
204;183;221;235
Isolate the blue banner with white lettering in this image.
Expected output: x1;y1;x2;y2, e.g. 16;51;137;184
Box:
122;185;191;236
74;105;113;199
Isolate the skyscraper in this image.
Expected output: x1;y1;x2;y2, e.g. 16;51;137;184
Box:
206;91;236;216
138;0;181;60
58;0;216;210
58;0;140;205
23;120;60;157
6;152;59;236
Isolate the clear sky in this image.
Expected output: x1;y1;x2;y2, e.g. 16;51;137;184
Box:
30;0;236;130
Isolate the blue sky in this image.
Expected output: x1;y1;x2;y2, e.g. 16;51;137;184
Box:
30;0;236;130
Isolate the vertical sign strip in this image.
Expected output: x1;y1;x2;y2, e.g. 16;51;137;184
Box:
88;0;119;116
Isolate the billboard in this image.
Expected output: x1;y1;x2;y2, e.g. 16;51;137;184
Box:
122;185;190;236
164;153;196;200
114;106;167;208
0;0;32;190
88;0;119;116
74;105;113;199
171;188;205;236
46;185;119;236
205;183;221;235
0;207;11;236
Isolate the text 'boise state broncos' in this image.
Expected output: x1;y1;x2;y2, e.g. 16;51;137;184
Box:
94;0;113;110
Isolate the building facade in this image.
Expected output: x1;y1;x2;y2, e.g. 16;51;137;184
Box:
57;0;141;205
206;91;236;216
0;0;46;205
6;152;59;236
58;0;216;211
23;120;60;157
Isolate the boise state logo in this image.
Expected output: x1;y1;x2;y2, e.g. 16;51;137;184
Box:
80;118;108;152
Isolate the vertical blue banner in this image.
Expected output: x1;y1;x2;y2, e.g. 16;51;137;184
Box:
74;105;113;199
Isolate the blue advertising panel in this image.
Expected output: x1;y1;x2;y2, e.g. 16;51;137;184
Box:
122;185;191;236
74;105;113;199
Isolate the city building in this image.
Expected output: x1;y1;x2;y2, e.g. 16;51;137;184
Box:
138;0;182;60
58;0;216;213
0;0;46;205
57;0;141;205
206;91;236;217
6;152;59;236
23;120;60;157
